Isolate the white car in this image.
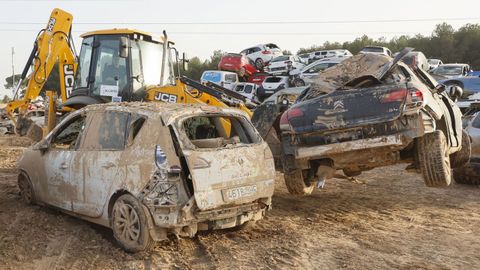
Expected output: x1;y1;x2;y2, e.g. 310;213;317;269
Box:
200;70;239;90
309;49;352;63
264;55;306;76
289;58;343;86
240;43;283;69
359;46;392;57
234;82;258;102
257;76;289;101
428;59;443;70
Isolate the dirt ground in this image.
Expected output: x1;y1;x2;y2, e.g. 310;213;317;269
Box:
0;134;479;270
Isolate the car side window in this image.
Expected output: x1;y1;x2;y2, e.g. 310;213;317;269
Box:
82;111;130;150
253;47;262;53
51;115;86;150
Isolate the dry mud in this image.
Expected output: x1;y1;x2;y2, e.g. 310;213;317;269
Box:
0;134;479;269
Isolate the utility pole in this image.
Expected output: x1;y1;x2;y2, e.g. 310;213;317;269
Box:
11;47;15;96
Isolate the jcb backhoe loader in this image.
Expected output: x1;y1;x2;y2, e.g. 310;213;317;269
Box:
7;8;252;141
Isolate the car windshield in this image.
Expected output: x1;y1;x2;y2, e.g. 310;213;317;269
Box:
362;47;384;53
433;66;463;75
265;43;279;49
271;56;290;62
225;74;237;83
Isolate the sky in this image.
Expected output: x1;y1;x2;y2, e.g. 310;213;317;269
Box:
1;0;479;97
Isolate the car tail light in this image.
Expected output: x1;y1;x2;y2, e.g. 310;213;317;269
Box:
408;88;423;102
262;50;271;55
403;88;424;111
279;108;303;131
380;88;407;103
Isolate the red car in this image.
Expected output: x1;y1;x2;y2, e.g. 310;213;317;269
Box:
218;53;258;78
248;72;269;86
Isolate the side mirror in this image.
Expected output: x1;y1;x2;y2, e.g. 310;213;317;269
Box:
448;85;463;102
182;52;189;71
119;37;129;58
34;139;49;154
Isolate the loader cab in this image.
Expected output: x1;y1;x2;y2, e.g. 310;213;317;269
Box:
66;29;176;108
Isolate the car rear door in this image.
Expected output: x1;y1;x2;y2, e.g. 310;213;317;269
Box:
71;110;131;218
171;114;275;211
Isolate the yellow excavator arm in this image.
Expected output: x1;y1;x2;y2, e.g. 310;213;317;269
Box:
6;8;77;131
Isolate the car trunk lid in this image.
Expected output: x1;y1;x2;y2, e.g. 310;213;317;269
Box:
286;84;409;133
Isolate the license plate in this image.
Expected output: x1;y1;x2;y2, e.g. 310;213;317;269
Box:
223;185;257;201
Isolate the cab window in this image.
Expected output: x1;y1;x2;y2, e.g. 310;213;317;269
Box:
473;113;480;129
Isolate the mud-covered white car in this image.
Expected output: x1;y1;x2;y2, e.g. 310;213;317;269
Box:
17;102;275;252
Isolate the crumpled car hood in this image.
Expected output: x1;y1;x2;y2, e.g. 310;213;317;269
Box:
298;54;391;101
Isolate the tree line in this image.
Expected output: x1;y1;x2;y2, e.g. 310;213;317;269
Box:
4;22;480;95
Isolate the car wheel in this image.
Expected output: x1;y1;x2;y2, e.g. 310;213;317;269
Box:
343;169;361;177
255;58;265;70
18;172;35;204
453;164;480;185
450;130;471;168
111;194;154;252
293;78;305;87
416;131;452;187
283;169;316;195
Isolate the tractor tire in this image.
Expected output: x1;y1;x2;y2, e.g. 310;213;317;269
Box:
416;131;452;187
450;130;471;168
283;169;315;196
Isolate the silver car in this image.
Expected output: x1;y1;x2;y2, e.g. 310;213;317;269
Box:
17;102;275;252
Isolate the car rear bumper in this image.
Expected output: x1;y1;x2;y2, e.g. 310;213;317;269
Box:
294;134;406;159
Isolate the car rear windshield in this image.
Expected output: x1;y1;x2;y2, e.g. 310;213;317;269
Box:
265;77;283;83
226;53;242;58
265;43;279;49
362;47;384;53
182;115;260;149
472;113;480;129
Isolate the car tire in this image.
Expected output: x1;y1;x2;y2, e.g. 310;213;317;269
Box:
111;194;154;252
293;78;305;87
416;131;452;187
18;172;35;204
450;130;471;168
283;169;315;195
453;164;480;185
255;58;265;70
343;169;361;177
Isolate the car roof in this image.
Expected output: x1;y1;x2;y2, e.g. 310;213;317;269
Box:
77;102;249;125
202;70;237;75
440;63;469;67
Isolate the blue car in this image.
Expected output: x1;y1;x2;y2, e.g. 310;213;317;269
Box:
439;74;480;97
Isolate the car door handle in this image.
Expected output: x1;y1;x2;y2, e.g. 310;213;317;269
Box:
102;162;115;168
60;163;68;169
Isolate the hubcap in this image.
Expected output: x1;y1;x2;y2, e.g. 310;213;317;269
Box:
113;200;141;243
